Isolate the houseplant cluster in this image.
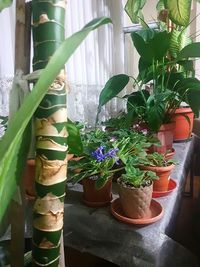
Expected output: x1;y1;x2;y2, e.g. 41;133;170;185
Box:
68;126;176;222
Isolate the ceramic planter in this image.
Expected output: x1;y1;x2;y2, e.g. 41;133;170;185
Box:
82;177;112;207
172;107;194;141
117;178;153;219
152;122;175;154
141;164;174;192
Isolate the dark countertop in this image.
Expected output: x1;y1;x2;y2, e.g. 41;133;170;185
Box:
63;137;198;267
1;137;199;267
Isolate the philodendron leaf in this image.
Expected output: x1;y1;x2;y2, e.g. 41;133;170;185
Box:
97;74;130;121
164;0;192;26
131;31;170;62
177;42;200;59
0;0;12;11
125;0;147;23
174;77;200;115
0;16;111;223
146;95;165;132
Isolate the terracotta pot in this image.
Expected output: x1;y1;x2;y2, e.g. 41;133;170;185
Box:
23;159;36;200
117;179;153;219
172;107;194;141
152;122;175;154
82;177;112;207
141;164;174;192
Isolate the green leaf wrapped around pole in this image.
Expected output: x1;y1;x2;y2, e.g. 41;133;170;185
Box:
32;0;67;265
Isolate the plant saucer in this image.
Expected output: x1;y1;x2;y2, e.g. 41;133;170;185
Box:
110;198;164;225
152;178;177;198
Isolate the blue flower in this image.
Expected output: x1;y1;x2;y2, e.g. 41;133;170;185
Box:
91;147;119;162
91;146;106;162
105;148;119;158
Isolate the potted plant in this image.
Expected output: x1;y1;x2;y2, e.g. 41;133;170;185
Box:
117;160;158;219
139;152;175;192
124;0;200;141
96;27;200;148
68;126;156;206
68;128;122;207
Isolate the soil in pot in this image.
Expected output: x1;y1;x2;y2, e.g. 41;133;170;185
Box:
172;107;194;141
82;177;112;207
117;179;153;219
141;164;174;192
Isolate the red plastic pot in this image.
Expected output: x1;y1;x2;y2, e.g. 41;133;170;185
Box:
172;107;194;141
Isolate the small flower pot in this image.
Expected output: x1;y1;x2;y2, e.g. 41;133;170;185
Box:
172;107;194;141
117;178;153;219
140;164;174;192
152;122;175;154
82;177;112;207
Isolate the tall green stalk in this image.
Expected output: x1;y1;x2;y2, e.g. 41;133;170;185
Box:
32;0;67;266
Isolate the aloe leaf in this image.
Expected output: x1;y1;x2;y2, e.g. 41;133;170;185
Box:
164;0;192;26
0;16;111;222
0;0;12;11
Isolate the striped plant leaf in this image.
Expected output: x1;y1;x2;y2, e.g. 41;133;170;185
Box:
164;0;192;26
125;0;147;23
0;16;111;223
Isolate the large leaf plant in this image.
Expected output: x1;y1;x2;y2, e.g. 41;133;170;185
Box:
97;28;200;132
96;1;200;132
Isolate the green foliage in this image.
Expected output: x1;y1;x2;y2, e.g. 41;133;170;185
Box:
177;42;200;60
164;0;192;26
131;30;170;63
0;17;112;223
125;0;194;27
0;0;12;12
97;74;130;122
68;127;157;189
68;145;119;189
121;161;157;188
140;152;175;167
125;0;147;23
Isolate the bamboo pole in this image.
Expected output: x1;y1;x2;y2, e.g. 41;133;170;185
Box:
31;0;67;266
10;1;31;267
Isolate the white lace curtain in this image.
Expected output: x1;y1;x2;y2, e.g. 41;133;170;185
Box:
0;0;125;125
